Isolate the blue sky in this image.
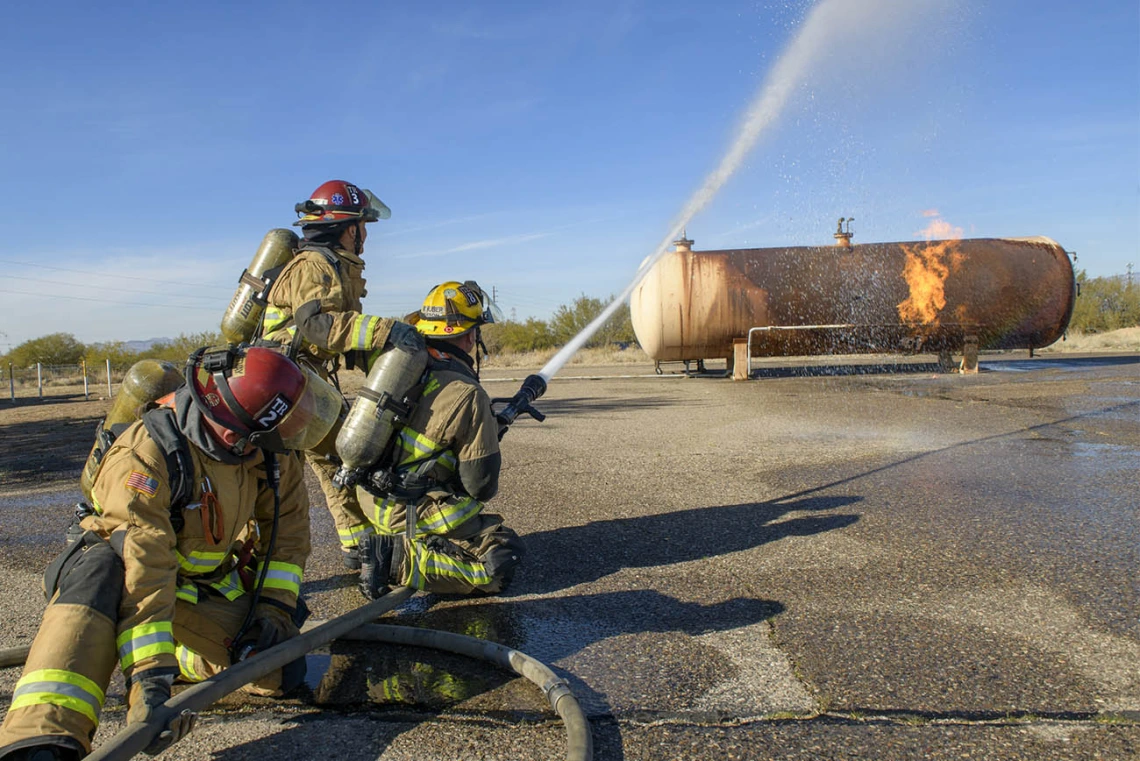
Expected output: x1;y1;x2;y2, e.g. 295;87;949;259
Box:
1;0;1136;350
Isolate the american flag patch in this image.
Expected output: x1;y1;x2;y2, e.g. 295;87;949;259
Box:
125;471;159;497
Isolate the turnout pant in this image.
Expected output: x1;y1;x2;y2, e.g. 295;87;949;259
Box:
361;489;525;595
306;452;372;554
0;538;293;758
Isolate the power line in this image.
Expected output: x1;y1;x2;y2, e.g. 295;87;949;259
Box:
0;258;228;291
5;274;227;304
0;288;219;311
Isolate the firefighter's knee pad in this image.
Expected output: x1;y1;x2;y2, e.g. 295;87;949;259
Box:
42;531;124;620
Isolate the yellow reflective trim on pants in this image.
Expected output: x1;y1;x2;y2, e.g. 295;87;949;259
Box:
402;541;490;590
176;582;199;603
176;644;205;683
175;549;228;574
338;523;373;548
12;668;107;725
365;498;402;534
420;497;480;534
117;622;175;670
207;569;245;601
422;547;491;587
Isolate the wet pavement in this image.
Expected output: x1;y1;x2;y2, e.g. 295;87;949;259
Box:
0;353;1137;759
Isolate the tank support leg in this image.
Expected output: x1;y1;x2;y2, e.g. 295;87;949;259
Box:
959;335;979;374
937;350;956;373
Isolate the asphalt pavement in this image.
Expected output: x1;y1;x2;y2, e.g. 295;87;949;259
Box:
1;353;1137;760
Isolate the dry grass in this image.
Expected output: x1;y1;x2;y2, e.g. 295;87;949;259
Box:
482;345;651;369
1037;327;1140;354
480;327;1139;369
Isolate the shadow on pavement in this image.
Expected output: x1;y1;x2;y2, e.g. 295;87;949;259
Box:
519;495;861;596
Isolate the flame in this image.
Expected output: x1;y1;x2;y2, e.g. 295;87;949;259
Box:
896;218;965;326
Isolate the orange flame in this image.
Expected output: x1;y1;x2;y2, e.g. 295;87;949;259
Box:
896;218;965;326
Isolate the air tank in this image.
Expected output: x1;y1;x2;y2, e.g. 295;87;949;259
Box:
220;228;299;345
630;235;1076;362
79;359;185;501
333;343;429;489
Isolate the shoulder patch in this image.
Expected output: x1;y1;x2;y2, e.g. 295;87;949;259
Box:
125;471;159;497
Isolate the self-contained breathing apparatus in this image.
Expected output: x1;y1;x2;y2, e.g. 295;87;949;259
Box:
219;229;300;346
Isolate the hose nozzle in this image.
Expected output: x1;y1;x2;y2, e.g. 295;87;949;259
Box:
492;374;547;432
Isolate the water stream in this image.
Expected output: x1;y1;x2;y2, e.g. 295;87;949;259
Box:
538;0;936;382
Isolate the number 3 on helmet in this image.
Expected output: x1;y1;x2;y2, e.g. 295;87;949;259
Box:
294;180;391;226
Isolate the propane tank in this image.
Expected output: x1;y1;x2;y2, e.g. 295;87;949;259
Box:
79;359;184;501
333;340;429;491
219;228;299;345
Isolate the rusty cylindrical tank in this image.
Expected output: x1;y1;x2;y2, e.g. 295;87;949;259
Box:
630;236;1076;361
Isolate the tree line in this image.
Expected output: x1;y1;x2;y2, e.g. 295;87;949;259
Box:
5;275;1136;369
1;295;640;368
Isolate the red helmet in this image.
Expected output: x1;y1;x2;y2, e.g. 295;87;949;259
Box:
187;346;342;453
294;180;391;227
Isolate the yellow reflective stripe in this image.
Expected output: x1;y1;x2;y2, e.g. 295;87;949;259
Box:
207;569;245;601
436;452;457;472
176;582;199;603
175;549;228;574
175;644;204;683
11;691;100;725
90;495;104;516
423;374;440;396
257;560;303;596
396;429;441;465
421;546;492;586
262;309;291;334
421;496;480;534
337;523;373;547
14;669;106;725
369;497;404;534
116;622;175;670
350;315;380;350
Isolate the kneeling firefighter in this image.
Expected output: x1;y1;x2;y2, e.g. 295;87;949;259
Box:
258;180;424;570
347;280;526;599
0;346;341;761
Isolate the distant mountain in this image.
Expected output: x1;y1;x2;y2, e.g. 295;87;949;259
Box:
123;338;171;352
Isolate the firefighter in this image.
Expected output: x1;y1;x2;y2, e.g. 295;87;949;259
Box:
356;281;525;599
0;346;342;761
260;179;423;570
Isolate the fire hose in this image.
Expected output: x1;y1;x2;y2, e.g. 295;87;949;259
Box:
3;587;592;761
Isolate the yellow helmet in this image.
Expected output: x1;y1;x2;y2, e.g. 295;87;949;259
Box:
409;281;498;337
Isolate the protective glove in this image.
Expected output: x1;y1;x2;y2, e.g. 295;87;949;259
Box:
250;601;301;654
358;533;398;600
127;674;197;755
384;320;425;354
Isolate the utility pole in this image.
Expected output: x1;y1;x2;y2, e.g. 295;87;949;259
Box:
1127;262;1134;290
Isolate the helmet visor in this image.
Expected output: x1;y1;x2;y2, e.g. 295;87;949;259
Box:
362;189;391;221
482;293;503;324
272;367;344;451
